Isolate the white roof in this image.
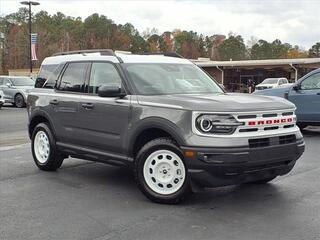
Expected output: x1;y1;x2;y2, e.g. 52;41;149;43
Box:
118;53;191;64
194;58;320;67
41;52;192;65
0;75;31;78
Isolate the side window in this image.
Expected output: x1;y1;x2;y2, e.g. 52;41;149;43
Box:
43;64;64;89
3;79;10;86
58;62;87;92
301;73;320;90
88;62;122;94
0;77;3;85
36;64;59;88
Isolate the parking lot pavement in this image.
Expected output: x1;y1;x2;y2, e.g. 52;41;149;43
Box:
1;107;320;240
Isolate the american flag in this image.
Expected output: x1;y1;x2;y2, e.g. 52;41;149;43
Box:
31;33;38;61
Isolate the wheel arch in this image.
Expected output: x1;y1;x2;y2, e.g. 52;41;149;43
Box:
128;117;186;159
28;110;56;139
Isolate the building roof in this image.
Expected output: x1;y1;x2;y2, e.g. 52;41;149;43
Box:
194;58;320;67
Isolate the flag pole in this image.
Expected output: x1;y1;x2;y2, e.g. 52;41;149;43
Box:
28;3;32;74
20;1;40;75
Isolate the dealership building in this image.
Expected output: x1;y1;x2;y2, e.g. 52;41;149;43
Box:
194;58;320;92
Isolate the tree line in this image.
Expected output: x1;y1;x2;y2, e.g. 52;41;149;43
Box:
0;8;319;72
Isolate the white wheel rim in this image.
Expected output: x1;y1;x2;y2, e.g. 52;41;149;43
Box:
34;130;50;164
143;150;186;195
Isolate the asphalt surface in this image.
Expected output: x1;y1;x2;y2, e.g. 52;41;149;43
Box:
0;105;320;240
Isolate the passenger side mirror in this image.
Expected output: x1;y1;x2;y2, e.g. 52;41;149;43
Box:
6;82;12;88
293;84;300;91
98;85;126;98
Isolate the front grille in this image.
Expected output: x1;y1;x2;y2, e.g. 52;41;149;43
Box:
249;134;296;148
249;138;270;148
279;134;296;144
235;109;296;135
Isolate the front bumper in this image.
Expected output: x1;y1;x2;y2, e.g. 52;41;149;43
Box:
181;138;305;188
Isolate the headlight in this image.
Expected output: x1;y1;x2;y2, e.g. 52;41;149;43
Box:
196;114;244;135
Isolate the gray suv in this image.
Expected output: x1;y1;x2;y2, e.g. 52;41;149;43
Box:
27;50;305;203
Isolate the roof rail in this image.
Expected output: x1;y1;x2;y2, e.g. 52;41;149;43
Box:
141;52;184;59
52;49;115;56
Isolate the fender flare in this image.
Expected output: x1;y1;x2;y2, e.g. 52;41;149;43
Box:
127;117;186;156
28;109;57;138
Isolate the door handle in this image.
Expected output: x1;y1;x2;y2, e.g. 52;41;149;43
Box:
49;99;59;105
81;103;94;110
317;93;320;95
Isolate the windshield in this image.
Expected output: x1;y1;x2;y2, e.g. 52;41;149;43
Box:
261;78;278;84
10;77;34;86
124;63;223;95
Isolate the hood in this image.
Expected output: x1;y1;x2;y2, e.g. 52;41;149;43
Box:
253;85;292;98
256;83;276;88
137;92;295;112
14;86;34;90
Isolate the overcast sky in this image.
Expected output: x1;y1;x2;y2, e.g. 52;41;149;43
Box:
1;0;319;49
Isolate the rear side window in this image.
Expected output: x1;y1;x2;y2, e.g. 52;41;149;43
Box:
0;77;3;85
58;62;87;92
88;62;122;94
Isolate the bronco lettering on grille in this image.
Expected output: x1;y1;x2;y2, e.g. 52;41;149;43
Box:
248;118;293;126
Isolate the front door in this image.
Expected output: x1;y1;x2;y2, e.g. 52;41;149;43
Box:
289;72;320;123
77;62;131;155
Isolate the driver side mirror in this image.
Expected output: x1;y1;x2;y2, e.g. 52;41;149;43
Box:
35;77;46;88
98;85;126;98
293;84;300;91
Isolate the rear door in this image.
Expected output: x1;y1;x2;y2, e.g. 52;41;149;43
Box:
50;62;89;145
77;61;131;155
289;72;320;122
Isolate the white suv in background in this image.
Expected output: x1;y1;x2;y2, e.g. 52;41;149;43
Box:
255;78;289;91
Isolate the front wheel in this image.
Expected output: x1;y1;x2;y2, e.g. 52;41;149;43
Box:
31;123;64;171
135;138;190;204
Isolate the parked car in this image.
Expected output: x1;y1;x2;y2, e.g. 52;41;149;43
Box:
0;76;34;107
27;49;304;203
254;68;320;129
255;77;289;91
0;90;4;108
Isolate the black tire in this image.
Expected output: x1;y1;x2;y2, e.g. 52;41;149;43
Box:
297;123;308;130
248;176;277;184
134;137;190;204
14;93;25;108
31;122;64;171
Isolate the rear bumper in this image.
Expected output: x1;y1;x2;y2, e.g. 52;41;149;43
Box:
181;138;305;188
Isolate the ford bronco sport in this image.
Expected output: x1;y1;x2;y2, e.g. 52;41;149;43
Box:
27;50;305;203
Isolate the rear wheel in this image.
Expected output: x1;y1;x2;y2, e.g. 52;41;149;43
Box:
31;123;64;171
14;93;25;108
135;138;190;204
